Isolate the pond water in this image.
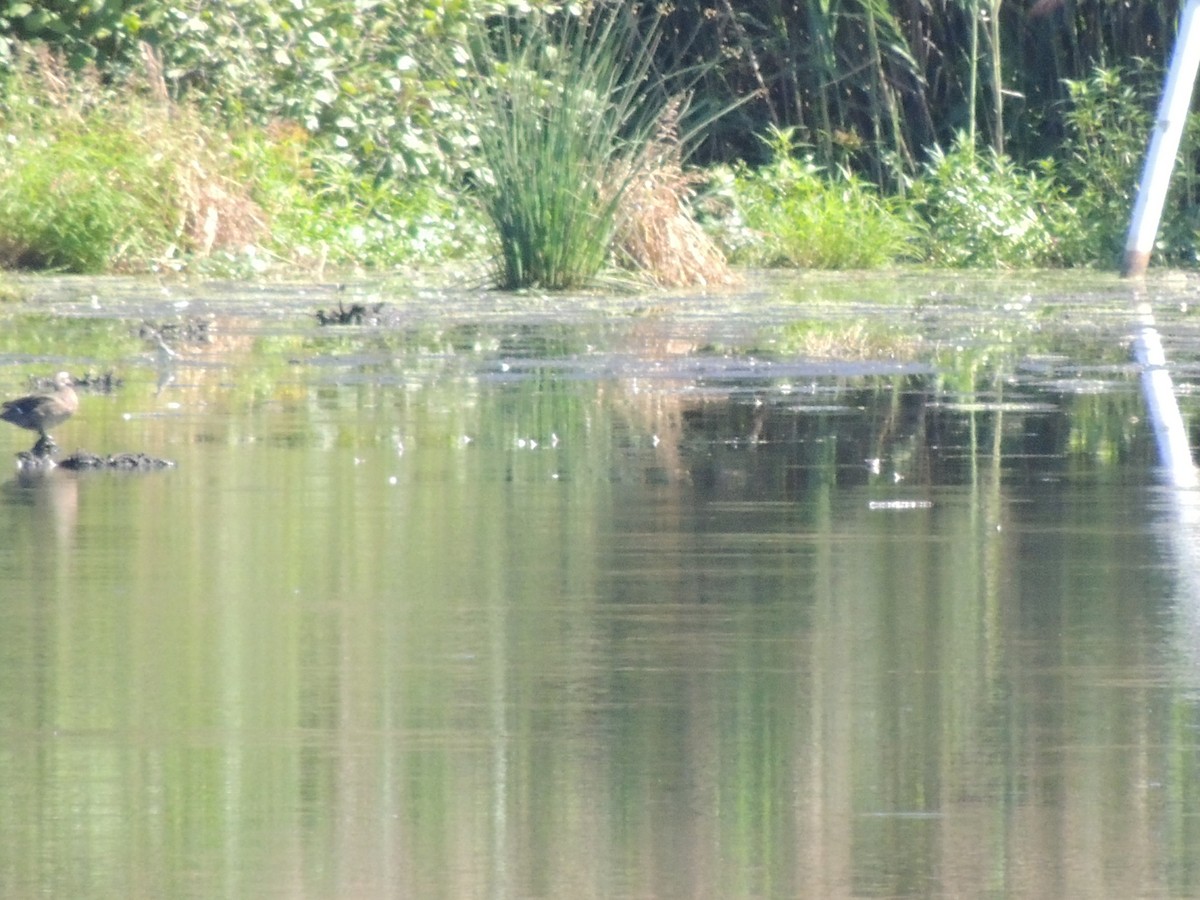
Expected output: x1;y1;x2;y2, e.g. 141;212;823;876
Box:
3;270;1200;898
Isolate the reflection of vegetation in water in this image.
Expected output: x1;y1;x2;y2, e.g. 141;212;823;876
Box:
227;299;1163;492
1064;390;1147;466
772;320;920;360
0;314;143;363
0;274;1164;484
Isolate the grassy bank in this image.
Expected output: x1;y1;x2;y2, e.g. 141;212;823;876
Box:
0;45;490;278
0;40;1192;282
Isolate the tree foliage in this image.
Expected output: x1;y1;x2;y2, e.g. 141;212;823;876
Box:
0;0;479;181
0;0;1187;184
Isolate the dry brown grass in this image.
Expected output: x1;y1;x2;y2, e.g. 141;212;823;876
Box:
176;158;266;256
133;44;266;257
613;99;737;288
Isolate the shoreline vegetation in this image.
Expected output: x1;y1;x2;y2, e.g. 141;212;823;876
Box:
0;2;1195;288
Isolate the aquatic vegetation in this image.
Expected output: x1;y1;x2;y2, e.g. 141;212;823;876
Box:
909;136;1072;268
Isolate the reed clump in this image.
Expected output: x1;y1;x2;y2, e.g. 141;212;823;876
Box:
461;2;705;290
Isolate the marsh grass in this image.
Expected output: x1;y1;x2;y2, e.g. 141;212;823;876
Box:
461;2;676;290
0;45;263;273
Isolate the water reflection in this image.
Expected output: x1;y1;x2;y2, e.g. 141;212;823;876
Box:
1;278;1199;897
2;469;80;548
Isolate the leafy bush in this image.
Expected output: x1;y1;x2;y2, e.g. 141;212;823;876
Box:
1056;63;1200;267
910;136;1074;268
0;1;480;184
0;43;487;274
246;134;488;271
0;1;143;68
704;127;920;268
152;2;473;181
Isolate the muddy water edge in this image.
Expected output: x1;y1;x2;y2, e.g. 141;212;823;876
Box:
2;269;1200;898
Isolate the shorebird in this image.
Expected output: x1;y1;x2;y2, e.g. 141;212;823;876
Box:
1;372;78;456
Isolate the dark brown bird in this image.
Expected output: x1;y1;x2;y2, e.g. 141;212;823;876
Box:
2;372;78;455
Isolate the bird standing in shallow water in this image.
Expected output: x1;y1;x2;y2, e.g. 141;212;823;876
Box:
1;372;78;457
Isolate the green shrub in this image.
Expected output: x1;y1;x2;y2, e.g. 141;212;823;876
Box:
239;126;488;272
704;126;920;268
0;1;143;68
0;1;480;186
0;42;490;275
0;124;146;272
910;136;1073;268
1056;63;1200;267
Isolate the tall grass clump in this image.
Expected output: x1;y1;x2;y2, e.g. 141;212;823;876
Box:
0;45;263;273
458;2;677;290
705;126;920;268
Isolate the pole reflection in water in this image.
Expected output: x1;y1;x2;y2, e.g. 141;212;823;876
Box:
1165;488;1200;694
1132;302;1198;487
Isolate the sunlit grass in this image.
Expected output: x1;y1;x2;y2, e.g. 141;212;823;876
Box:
0;46;263;273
